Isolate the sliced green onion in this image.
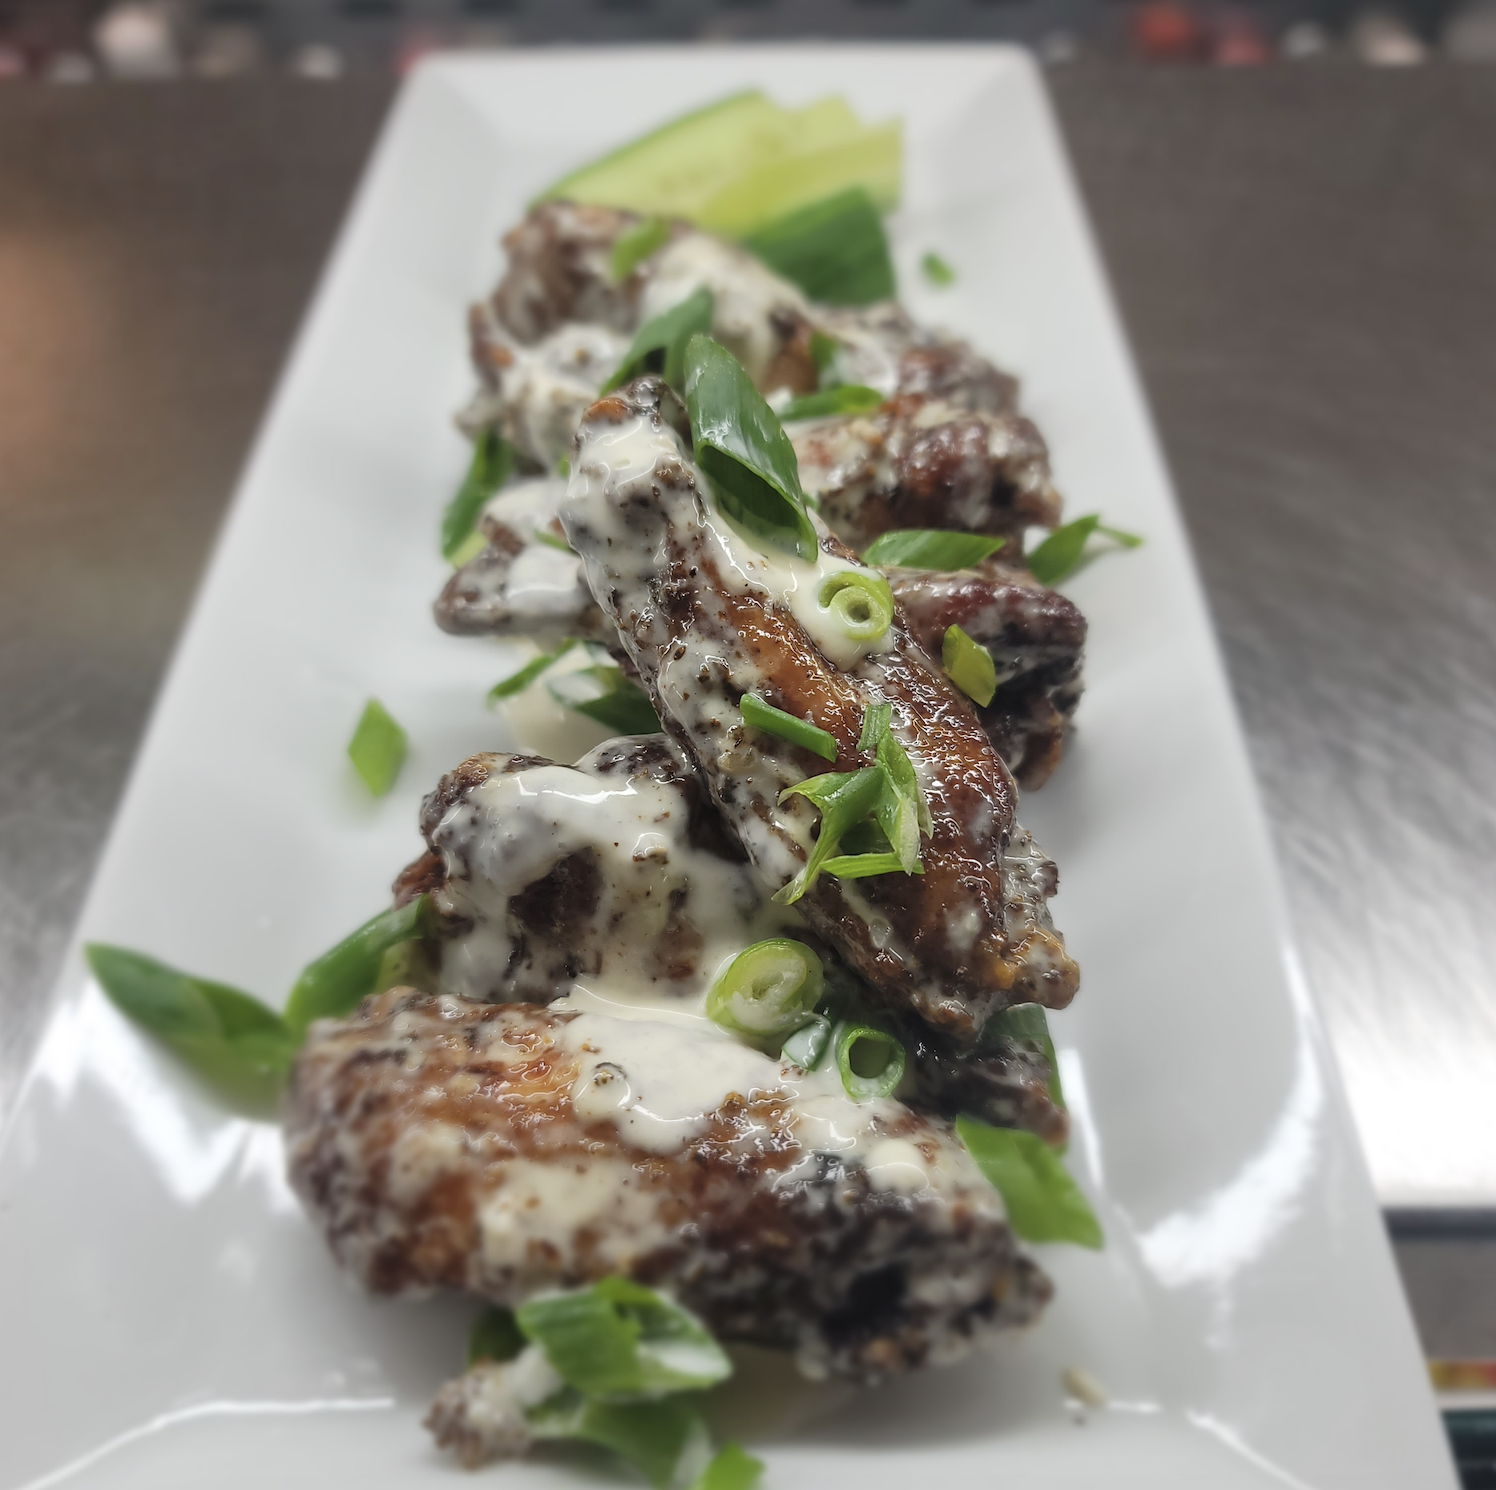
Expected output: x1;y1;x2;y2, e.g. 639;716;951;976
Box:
707;939;824;1046
856;700;892;752
532;526;573;553
835;1022;906;1102
441;428;513;561
283;895;429;1037
684;334;817;561
741;186;896;306
611;215;670;281
548;666;662;735
739;691;837;761
603;286;715;394
819;851;920;881
84;944;294;1111
489;638;578;703
529;1390;711;1490
1026;514;1145;586
516;1279;732;1402
467;1305;526;1368
955;1117;1103;1248
862;528;1006;570
869;713;931;862
372;936;438;996
780;1014;833;1071
984;1002;1066;1121
690;1442;764;1490
808;329;839;383
347;698;407;796
775;764;885;904
942;624;997;708
448;528;488;568
920;251;956;287
778;384;882;422
556;454;571;477
818;570;893;642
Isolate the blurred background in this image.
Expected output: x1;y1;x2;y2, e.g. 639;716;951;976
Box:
5;0;1496;79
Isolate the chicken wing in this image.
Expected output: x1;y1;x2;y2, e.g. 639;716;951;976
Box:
560;378;1078;1042
286;989;1051;1398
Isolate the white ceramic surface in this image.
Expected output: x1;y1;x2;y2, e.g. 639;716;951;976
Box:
0;47;1455;1490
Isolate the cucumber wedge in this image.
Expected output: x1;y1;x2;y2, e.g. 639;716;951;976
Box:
694;119;903;240
539;91;792;218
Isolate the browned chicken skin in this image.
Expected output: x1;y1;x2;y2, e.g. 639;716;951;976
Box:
559;378;1078;1043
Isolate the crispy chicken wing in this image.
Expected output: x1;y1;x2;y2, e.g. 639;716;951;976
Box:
286;989;1051;1400
559;378;1078;1042
398;738;1064;1139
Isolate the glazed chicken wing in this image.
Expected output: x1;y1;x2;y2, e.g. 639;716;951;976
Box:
397;738;1064;1140
286;990;1051;1406
559;378;1078;1043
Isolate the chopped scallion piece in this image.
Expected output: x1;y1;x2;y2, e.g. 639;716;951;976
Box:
818;569;893;643
862;528;1006;570
741;186;896;305
84;944;294;1111
283;896;429;1037
529;1391;712;1490
707;938;824;1047
984;1002;1066;1123
739;691;837;761
489;638;578;703
447;528;488;568
857;700;892;753
604;286;715;394
808;329;839;383
467;1305;526;1368
775;764;885;904
690;1442;765;1490
780;1013;833;1071
684;334;818;561
555;455;571;478
1026;514;1144;586
516;1278;732;1401
440;429;512;561
920;251;956;287
532;526;573;553
610;215;670;281
548;666;662;736
819;850;920;881
942;624;997;708
778;384;883;422
955;1117;1103;1248
347;698;407;796
835;1022;905;1101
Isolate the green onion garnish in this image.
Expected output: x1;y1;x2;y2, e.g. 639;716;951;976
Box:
610;215;670;281
347;698;407;796
955;1117;1103;1248
818;850;920;881
742;186;896;306
778;384;882;422
532;526;573;553
440;428;513;562
780;1013;833;1071
283;895;429;1037
862;528;1006;570
603;286;715;394
920;250;956;287
84;944;294;1111
739;691;837;761
447;528;488;568
556;455;571;477
707;938;824;1048
1026;513;1144;586
818;569;893;643
516;1277;732;1401
528;1391;711;1490
775;764;885;904
467;1305;526;1368
835;1022;906;1102
684;333;818;561
942;624;997;707
984;1002;1066;1126
808;329;839;382
548;665;662;735
489;638;578;703
690;1442;764;1490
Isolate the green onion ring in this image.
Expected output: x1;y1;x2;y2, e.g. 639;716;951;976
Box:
835;1022;906;1102
818;570;893;643
707;939;824;1046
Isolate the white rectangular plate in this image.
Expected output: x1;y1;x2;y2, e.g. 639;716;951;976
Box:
0;45;1454;1490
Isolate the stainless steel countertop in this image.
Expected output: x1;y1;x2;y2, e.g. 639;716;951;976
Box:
1;68;1493;1351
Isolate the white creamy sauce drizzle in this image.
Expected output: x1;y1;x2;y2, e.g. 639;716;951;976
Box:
566;409;891;672
640;233;807;386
